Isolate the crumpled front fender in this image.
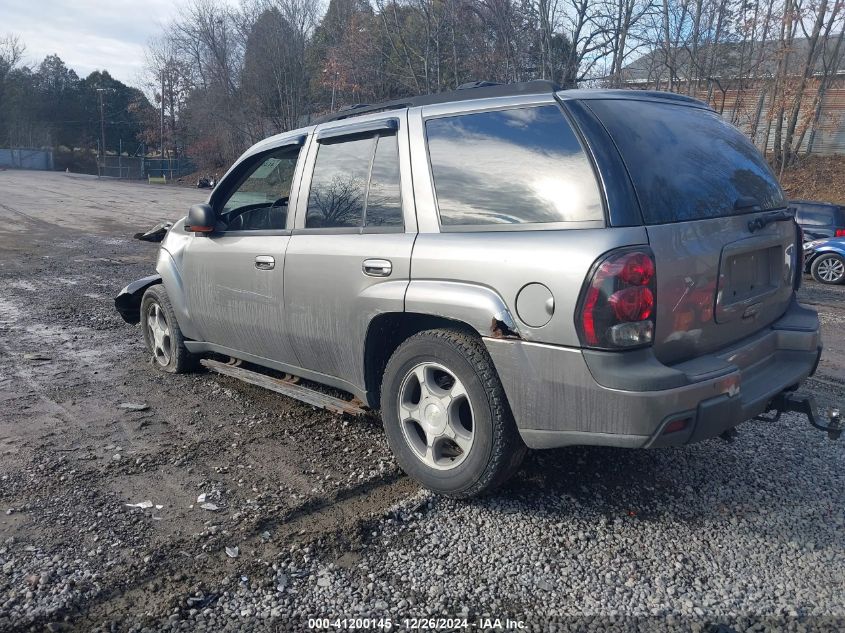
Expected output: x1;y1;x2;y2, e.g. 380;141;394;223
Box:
114;274;162;324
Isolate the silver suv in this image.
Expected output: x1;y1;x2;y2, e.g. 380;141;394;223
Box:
117;81;825;497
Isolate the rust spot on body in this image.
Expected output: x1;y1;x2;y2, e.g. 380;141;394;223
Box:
490;318;520;339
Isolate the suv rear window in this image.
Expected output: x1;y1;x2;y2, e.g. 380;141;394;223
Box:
587;99;785;225
425;105;603;227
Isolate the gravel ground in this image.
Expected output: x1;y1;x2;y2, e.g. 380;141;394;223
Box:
0;170;843;632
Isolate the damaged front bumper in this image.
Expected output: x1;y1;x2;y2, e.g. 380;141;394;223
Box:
114;274;162;325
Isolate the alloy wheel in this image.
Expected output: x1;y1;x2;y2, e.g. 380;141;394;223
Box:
146;302;172;367
397;362;475;470
817;256;845;283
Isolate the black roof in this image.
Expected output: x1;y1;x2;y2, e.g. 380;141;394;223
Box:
314;81;709;124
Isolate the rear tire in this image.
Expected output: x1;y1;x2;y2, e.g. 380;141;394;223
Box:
811;253;845;285
381;328;526;498
140;285;196;373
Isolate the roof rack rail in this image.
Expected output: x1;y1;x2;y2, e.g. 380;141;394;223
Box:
314;80;561;124
336;103;372;113
456;81;503;90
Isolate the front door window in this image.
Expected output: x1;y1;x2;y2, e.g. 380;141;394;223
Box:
219;147;300;231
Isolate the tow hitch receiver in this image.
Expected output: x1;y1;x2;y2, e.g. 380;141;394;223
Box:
756;392;842;440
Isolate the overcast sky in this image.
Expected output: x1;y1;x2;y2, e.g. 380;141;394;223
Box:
1;0;182;87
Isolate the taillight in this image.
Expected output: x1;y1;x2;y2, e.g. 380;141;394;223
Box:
577;248;656;349
835;229;845;237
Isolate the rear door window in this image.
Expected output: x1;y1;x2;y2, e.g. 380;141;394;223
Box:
586;99;785;225
306;137;373;228
305;131;404;230
425;105;603;227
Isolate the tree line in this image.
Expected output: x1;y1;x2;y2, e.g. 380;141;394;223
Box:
0;34;158;167
146;0;845;172
2;0;844;173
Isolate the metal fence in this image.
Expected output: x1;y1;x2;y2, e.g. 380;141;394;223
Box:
97;155;196;180
0;148;54;170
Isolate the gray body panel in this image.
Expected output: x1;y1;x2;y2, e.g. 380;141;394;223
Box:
407;228;647;346
647;215;796;364
283;233;414;386
150;87;821;452
157;219;201;342
281;110;417;389
490;299;820;448
180;231;297;363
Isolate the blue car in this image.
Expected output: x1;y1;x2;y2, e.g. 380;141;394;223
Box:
804;237;845;284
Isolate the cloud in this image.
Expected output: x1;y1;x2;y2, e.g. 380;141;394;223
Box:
1;0;179;85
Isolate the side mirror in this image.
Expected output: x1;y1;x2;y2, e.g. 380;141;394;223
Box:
187;204;215;234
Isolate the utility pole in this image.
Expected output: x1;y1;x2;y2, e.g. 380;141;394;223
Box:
96;88;106;159
160;66;165;160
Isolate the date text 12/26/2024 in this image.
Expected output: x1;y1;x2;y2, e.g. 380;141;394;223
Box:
307;617;527;630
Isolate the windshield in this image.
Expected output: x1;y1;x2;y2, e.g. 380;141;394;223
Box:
587;99;785;225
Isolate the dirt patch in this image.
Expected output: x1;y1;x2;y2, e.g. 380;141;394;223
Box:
0;171;416;631
780;155;845;204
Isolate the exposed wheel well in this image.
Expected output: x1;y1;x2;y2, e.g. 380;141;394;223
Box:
364;313;479;410
808;250;845;271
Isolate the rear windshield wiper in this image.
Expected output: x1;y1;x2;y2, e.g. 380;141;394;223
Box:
747;208;793;233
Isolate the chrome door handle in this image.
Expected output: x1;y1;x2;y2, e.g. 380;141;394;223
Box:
362;258;392;277
255;255;275;270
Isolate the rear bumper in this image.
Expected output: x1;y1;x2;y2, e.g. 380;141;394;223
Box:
485;299;821;449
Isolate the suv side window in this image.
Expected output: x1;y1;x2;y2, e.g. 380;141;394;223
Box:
306;137;371;228
306;132;403;230
365;135;402;228
425;105;603;227
219;147;300;231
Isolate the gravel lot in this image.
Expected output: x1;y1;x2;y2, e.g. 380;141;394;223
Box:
0;170;843;632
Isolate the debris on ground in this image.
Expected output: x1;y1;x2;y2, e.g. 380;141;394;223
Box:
125;501;154;509
118;402;150;411
22;352;51;361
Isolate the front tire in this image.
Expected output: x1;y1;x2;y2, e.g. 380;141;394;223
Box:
811;253;845;284
140;285;196;373
381;329;526;498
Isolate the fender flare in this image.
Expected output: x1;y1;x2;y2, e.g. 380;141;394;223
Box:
114;274;162;324
403;280;519;339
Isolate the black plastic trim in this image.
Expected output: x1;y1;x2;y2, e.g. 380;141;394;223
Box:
212;229;292;237
562;100;644;227
317;119;398;143
114;274;162;324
